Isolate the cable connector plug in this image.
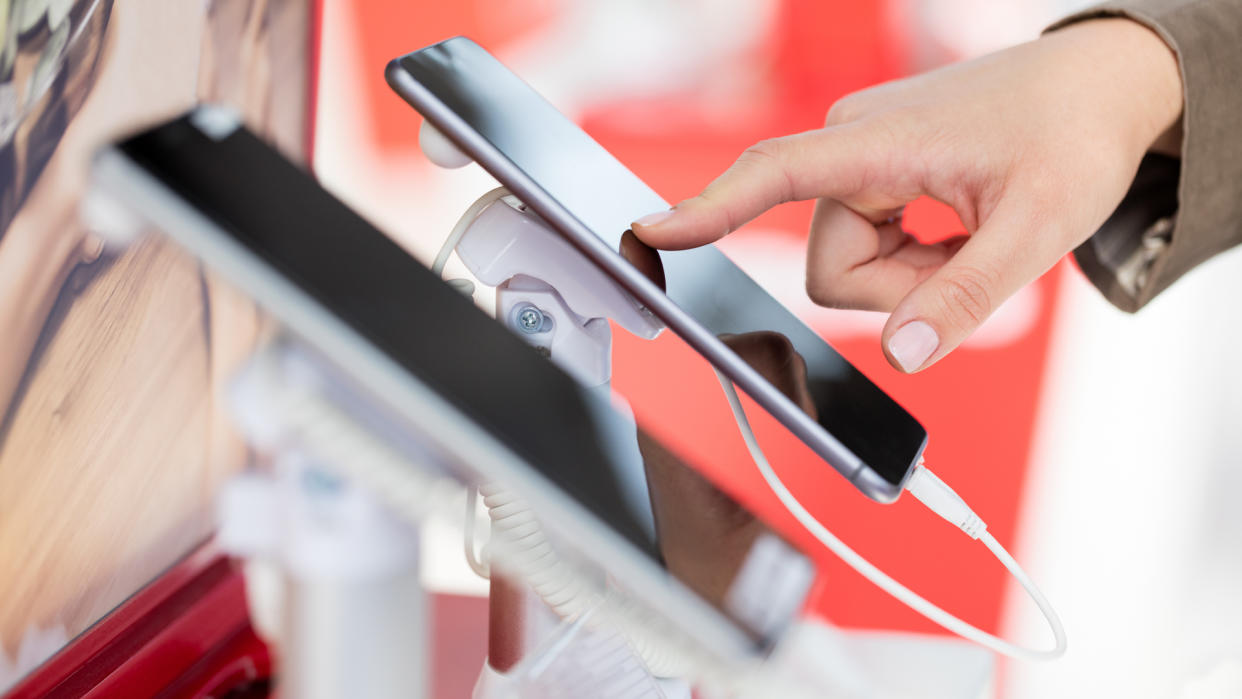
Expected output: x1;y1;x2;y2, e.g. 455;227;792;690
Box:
714;371;1066;660
905;461;987;540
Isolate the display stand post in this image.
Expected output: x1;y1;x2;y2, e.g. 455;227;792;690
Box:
216;342;431;699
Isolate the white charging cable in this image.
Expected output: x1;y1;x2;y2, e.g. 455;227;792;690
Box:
432;185;510;298
463;485;491;578
440;188;541;586
440;188;515;582
713;369;1067;661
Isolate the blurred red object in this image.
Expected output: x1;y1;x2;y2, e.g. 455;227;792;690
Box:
5;545;269;699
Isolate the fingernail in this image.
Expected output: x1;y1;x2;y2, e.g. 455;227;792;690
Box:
633;209;675;228
888;320;939;372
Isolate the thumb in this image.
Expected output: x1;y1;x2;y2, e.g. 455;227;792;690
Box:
880;208;1053;373
631;127;874;250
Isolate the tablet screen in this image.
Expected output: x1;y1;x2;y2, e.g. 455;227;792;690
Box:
111;114;817;650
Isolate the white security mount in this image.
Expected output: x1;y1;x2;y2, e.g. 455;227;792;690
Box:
455;194;662;386
422;123;662;387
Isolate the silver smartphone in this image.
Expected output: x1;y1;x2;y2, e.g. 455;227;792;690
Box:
386;37;927;503
89;109;816;665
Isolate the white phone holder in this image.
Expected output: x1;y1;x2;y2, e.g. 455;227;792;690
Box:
454;193;662;387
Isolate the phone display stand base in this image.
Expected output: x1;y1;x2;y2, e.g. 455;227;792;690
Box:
473;596;689;699
469;610;996;699
761;619;995;699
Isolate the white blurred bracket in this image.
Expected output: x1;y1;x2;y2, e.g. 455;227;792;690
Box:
454;194;662;387
216;338;463;699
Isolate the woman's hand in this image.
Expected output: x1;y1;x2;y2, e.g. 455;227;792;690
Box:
633;18;1182;372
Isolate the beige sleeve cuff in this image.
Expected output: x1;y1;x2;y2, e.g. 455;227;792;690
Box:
1048;0;1242;312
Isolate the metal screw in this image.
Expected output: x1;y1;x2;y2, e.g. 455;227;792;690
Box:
514;304;547;334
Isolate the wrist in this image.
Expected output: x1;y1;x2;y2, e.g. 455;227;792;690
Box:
1118;19;1183;155
1053;17;1184;156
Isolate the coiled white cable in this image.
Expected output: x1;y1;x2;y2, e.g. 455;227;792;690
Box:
713;368;1067;661
467;481;688;676
477;482;600;620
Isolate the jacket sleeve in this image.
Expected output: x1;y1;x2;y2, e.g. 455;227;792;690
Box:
1048;0;1242;312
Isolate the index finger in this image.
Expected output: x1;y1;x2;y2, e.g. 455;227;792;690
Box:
630;125;879;250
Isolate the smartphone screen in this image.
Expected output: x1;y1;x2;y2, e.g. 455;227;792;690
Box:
101;112;816;654
387;38;927;501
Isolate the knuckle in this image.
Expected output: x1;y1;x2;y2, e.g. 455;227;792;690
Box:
737;139;795;203
825;95;864;126
806;272;852;310
805;272;836;307
935;267;996;328
740;138;785;165
694;188;739;234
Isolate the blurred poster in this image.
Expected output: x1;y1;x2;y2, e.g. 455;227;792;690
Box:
0;0;312;689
